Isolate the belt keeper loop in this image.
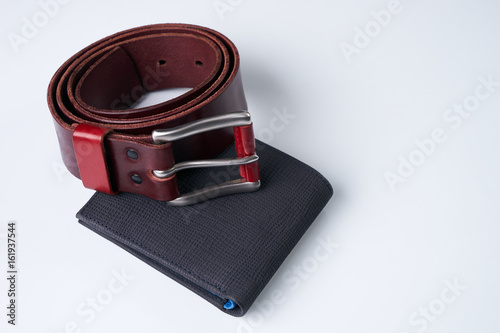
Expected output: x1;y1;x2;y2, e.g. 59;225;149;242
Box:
234;124;260;182
72;124;114;194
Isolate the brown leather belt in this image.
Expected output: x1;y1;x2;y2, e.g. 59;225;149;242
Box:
47;24;260;205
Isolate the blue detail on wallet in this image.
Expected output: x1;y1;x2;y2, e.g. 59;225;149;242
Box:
209;291;236;310
223;300;236;310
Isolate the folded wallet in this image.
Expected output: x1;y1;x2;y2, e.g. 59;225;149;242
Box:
77;141;333;316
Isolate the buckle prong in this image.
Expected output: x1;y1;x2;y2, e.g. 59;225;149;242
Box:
153;154;259;178
151;111;260;206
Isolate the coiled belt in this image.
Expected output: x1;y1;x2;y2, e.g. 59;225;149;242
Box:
47;24;260;205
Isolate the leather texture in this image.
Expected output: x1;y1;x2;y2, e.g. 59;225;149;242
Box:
72;124;114;194
47;24;253;201
49;23;334;317
77;141;334;317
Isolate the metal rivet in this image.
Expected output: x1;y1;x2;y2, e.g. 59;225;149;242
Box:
127;149;139;160
131;174;142;184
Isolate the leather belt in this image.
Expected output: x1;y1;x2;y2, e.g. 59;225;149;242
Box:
47;24;260;205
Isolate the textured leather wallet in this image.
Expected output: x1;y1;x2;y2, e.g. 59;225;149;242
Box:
47;24;333;316
77;141;332;316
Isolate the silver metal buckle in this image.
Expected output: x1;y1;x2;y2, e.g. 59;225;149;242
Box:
152;111;261;206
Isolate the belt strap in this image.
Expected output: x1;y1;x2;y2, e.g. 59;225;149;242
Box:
47;24;259;203
48;24;334;317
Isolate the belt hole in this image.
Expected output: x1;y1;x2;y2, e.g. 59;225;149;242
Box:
158;59;166;66
126;149;139;160
131;174;142;184
195;60;203;67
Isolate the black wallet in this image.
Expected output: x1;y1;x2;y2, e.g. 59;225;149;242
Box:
77;140;333;316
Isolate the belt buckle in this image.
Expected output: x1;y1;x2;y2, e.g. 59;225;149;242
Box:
152;111;261;206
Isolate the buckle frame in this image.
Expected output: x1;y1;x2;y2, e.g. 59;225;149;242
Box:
152;111;261;206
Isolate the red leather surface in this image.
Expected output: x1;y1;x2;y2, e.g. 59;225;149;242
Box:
234;124;260;182
72;124;114;194
47;24;254;201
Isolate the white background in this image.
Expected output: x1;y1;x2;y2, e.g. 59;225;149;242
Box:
1;0;500;332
